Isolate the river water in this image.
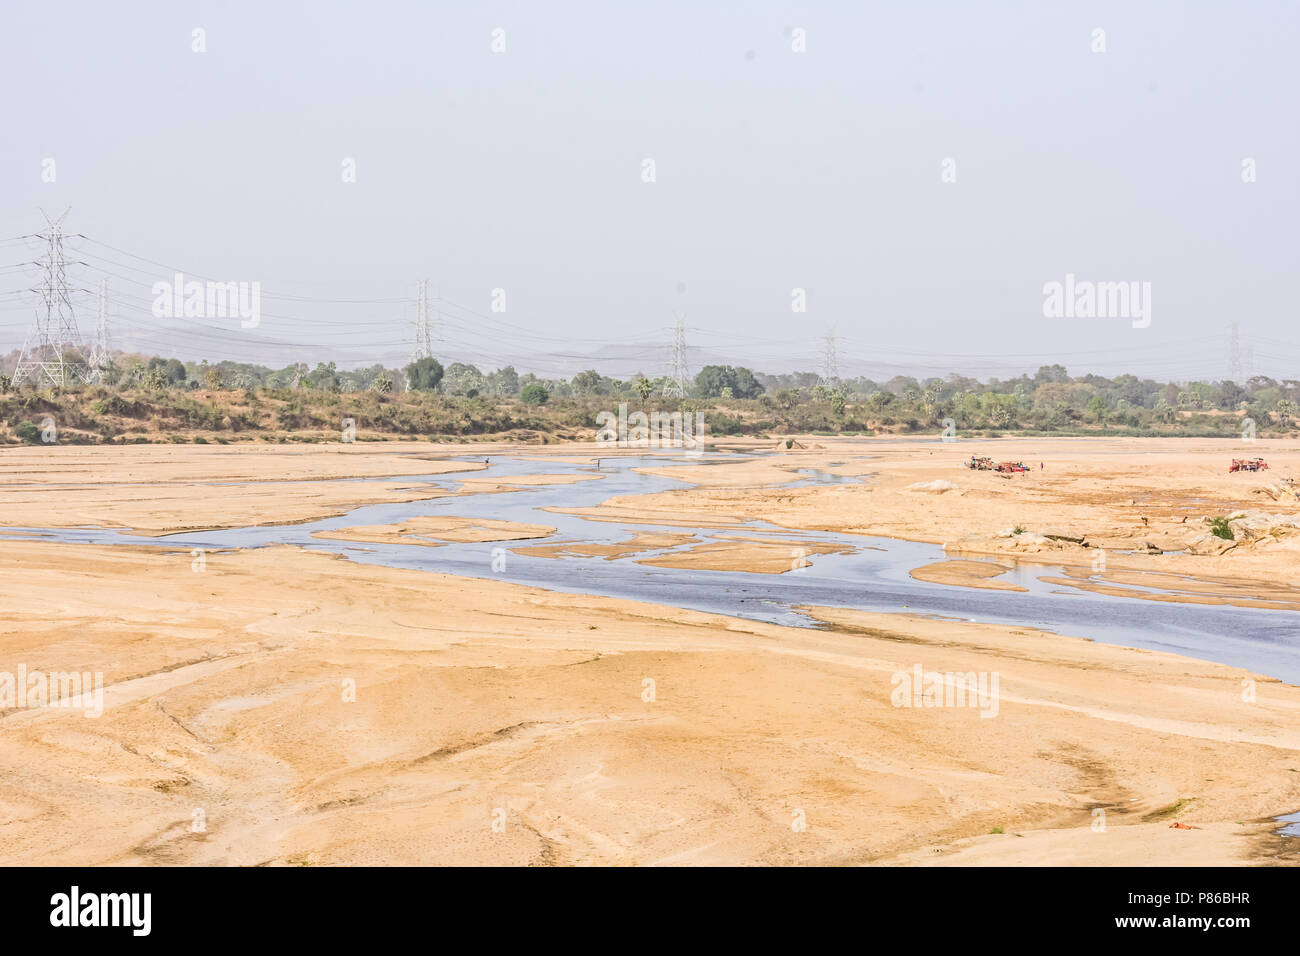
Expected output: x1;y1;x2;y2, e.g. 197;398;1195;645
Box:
13;452;1300;684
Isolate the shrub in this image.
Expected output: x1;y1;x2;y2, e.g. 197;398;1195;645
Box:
1209;516;1234;540
520;384;549;405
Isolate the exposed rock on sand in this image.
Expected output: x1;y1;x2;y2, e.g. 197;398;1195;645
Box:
1254;481;1300;503
1184;535;1237;556
907;479;960;494
1211;510;1300;542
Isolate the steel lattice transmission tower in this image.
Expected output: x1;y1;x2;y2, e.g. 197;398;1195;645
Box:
663;314;690;397
403;279;435;392
411;279;433;364
819;328;840;387
87;278;112;381
12;209;92;387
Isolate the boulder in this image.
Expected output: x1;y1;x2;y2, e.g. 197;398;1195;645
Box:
1184;534;1236;556
1007;532;1054;552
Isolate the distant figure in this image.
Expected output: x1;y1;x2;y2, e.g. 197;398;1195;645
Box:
1040;462;1044;470
484;458;489;466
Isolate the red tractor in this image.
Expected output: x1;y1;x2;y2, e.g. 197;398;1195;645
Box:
996;461;1029;473
1229;458;1269;473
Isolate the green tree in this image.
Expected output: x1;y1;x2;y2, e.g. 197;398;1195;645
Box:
404;357;444;392
572;369;602;394
497;365;519;395
143;365;170;391
147;357;187;385
1085;394;1109;423
442;362;485;395
521;383;549;405
306;362;339;391
694;365;763;399
730;366;763;399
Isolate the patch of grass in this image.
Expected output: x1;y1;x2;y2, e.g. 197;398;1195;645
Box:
989;826;1004;834
1012;525;1025;535
1209;516;1234;540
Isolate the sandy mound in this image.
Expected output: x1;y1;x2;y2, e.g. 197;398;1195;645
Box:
906;479;960;494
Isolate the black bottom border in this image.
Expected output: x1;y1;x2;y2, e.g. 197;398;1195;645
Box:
0;865;1283;942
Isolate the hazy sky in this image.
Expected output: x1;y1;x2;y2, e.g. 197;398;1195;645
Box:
2;0;1297;382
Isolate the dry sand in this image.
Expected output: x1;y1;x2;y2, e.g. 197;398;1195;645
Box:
0;540;1295;866
910;559;1028;592
313;516;556;548
0;439;1297;866
512;532;698;561
636;535;851;574
0;444;485;535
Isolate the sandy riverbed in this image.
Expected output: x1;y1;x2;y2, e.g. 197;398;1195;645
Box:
0;439;1296;865
571;436;1300;605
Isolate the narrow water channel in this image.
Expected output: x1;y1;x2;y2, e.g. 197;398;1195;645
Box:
13;453;1300;684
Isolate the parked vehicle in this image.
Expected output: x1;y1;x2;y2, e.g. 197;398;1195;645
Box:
1229;458;1269;473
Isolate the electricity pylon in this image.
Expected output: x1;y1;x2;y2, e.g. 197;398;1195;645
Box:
820;327;840;387
663;314;689;397
12;209;91;387
87;278;112;381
